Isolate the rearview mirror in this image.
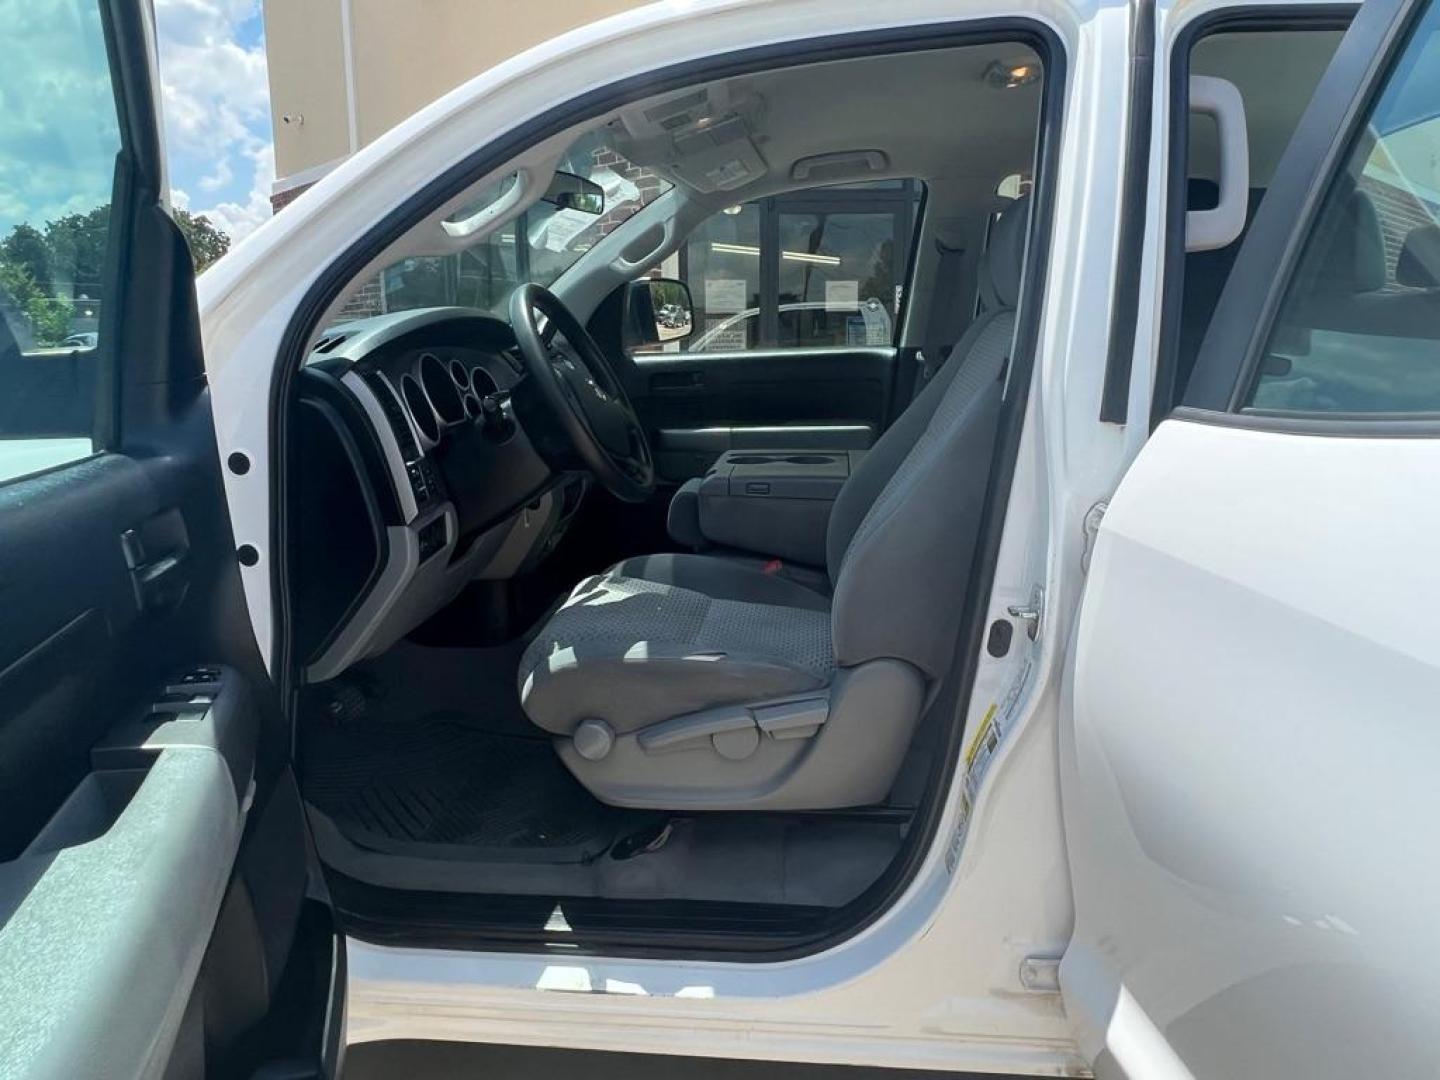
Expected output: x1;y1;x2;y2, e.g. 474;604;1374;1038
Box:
541;170;604;215
624;278;695;349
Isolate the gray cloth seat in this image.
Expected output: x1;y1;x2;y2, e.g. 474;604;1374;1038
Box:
519;555;834;736
610;553;830;612
518;196;1030;810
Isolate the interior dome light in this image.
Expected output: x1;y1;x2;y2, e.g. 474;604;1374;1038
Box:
985;60;1041;89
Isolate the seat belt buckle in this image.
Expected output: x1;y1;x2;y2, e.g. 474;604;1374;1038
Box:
762;559;783;576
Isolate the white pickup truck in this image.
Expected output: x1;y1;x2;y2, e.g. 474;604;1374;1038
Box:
0;0;1434;1077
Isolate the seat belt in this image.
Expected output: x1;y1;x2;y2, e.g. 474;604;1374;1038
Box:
916;240;966;390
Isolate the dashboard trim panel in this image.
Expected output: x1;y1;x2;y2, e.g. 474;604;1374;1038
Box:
297;309;586;685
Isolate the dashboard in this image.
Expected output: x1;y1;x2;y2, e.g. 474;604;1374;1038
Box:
292;307;587;682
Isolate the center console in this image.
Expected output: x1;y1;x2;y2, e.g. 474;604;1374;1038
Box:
668;449;863;566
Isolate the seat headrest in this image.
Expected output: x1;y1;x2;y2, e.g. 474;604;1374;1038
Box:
1311;189;1386;296
986;194;1031;309
1396;223;1440;288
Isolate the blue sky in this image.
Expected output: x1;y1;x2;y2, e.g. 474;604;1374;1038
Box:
154;0;275;241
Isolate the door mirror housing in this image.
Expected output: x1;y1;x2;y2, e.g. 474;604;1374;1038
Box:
541;170;605;215
624;278;695;348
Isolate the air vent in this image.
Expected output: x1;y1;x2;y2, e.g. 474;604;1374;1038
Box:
362;372;420;460
313;332;349;354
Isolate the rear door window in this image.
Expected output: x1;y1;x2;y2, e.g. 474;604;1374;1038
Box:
1248;6;1440;414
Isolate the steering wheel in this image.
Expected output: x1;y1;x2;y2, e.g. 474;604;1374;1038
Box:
509;283;655;503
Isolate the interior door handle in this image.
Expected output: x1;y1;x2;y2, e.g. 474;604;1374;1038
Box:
121;512;191;613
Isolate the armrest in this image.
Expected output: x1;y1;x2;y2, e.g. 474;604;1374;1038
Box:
671;449;862;566
667;477;706;549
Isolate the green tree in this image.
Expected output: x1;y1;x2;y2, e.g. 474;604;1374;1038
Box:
43;207;111;300
0;202;232;348
174;209;231;272
1;223;52;289
0;260;70;347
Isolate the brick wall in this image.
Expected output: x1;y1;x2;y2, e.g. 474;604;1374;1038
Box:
270;182;311;213
590;145;667;239
336;276;386;321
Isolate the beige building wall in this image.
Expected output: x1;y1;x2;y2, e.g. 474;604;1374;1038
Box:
264;0;648;203
263;0;352;187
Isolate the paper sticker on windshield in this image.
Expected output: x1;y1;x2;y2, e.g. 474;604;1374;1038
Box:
825;279;858;311
705;279;747;314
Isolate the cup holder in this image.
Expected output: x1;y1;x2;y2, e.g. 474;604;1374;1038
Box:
726;453;837;466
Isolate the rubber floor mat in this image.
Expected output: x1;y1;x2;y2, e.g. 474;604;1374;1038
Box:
303;712;622;859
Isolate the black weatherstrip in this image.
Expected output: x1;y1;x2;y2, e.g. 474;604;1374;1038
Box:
272;20;1068;961
1099;0;1156;423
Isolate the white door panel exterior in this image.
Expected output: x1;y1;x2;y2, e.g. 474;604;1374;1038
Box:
1062;417;1440;1077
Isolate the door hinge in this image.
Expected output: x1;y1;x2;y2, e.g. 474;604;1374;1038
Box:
1006;584;1044;641
1019;955;1062;993
1081;500;1108;573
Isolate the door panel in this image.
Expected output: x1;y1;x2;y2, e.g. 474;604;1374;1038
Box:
631;347;893;480
0;2;330;1075
1062;0;1439;1073
0;420;304;1079
0;453;208;856
624;180;921;481
1063;419;1440;1078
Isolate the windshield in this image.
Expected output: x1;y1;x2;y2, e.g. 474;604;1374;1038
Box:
335;131;669;326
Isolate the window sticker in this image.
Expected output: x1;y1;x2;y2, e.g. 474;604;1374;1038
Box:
705;278;747;314
825;279;859;311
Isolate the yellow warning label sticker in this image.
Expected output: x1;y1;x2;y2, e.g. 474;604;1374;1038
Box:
965;703;999;771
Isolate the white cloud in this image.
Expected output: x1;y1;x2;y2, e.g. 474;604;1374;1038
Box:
194;142;275;240
197;157;234;193
154;0;275;243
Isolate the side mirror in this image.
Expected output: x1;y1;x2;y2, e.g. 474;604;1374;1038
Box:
624;278;694;348
541;170;604;215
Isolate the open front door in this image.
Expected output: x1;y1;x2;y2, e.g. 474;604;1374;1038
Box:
0;3;337;1077
1061;0;1440;1074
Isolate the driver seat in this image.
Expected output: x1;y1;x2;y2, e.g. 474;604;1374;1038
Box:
517;196;1029;810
